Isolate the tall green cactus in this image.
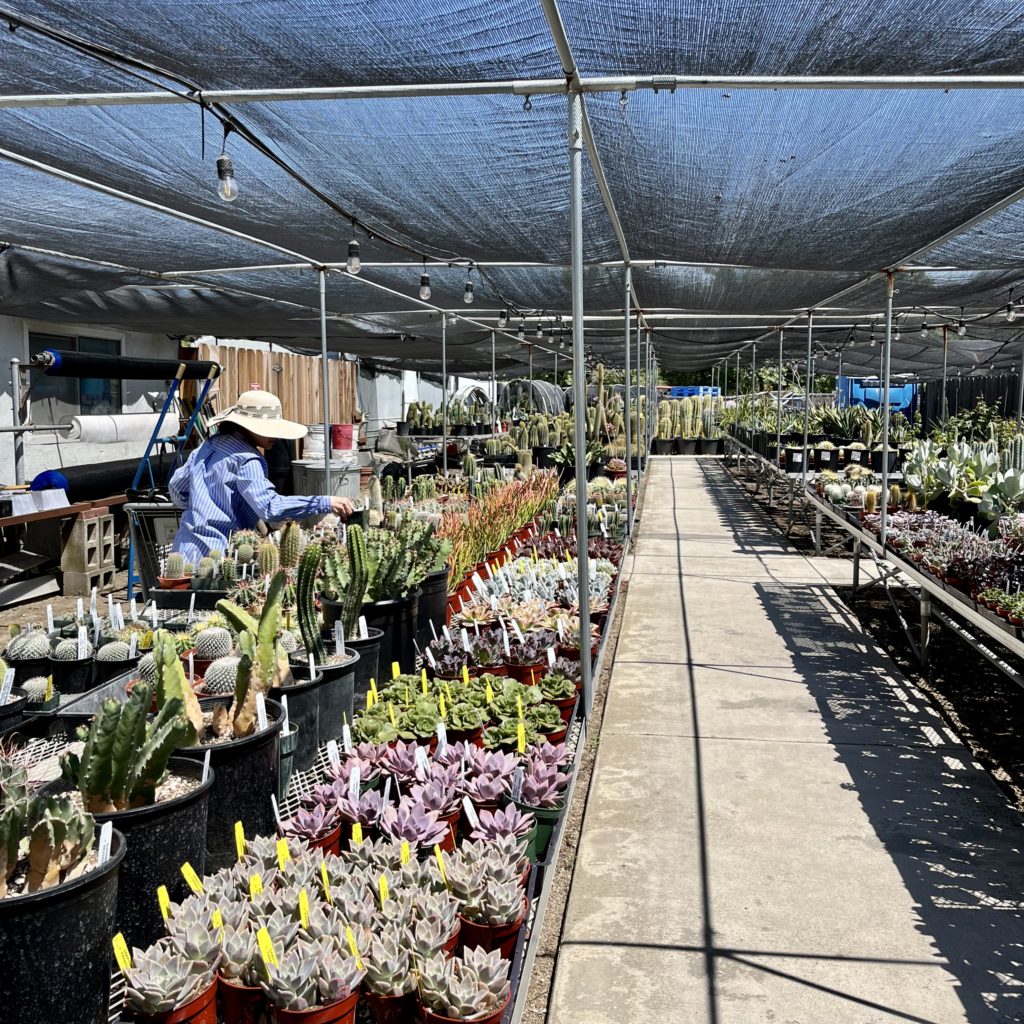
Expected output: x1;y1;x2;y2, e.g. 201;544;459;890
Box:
279;521;301;570
258;541;280;576
341;525;368;641
297;541;327;664
152;629;205;736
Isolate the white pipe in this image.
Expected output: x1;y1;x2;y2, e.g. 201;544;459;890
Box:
623;269;634;536
319;268;332;494
880;273;895;545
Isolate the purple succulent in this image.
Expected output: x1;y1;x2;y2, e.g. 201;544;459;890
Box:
470;805;536;842
336;788;386;826
462;772;507;805
411;779;460;818
379;798;450;847
382;741;422;783
520;761;571;809
281;803;339;842
300;782;342;813
433;741;470;769
353;742;392;770
528;741;572;770
465;748;519;781
324;754;381;789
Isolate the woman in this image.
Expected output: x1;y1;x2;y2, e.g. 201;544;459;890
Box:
170;388;353;561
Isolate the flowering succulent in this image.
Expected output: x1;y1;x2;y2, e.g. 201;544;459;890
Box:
123;937;217;1015
378;798;450;848
470;804;535;842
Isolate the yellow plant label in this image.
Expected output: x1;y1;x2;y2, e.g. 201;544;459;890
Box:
111;932;132;974
345;926;364;969
517;721;527;754
156;885;170;921
298;888;310;929
485;681;495;704
434;843;449;888
388;703;397;726
249;874;263;899
234;821;246;862
439;693;447;718
366;690;374;710
180;862;204;894
378;874;390;904
400;840;411;864
391;661;400;679
421;667;428;693
320;861;333;903
276;838;291;871
404;685;411;705
461;666;470;686
352;822;364;845
445;681;455;704
45;675;53;701
211;908;224;935
256;927;278;967
516;694;524;720
370;676;379;699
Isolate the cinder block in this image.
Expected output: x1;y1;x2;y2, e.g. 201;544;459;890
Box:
62;567;116;597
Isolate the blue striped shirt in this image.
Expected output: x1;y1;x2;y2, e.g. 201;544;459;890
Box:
169;432;330;560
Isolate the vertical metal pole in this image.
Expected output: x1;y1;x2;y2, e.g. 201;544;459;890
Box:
441;315;448;473
941;326;949;421
490;331;497;431
750;344;757;434
880;272;895;546
801;312;813;490
528;344;534;414
1016;338;1024;427
648;331;656;455
636;320;644;472
10;358;24;486
776;331;784;464
318;268;332;494
569;90;592;717
623;269;634;535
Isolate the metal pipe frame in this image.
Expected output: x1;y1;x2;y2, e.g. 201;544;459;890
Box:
441;316;448;474
941;326;949;420
491;331;497;430
318;268;332;493
801;313;813;490
568;89;593;718
750;342;757;433
10;358;24;485
1017;338;1024;428
636;321;645;474
8;74;1024;110
624;269;634;536
776;331;783;463
880;272;895;545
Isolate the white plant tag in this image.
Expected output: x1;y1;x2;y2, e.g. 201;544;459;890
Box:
556;618;566;641
413;746;430;775
187;594;196;623
281;694;290;734
490;595;499;612
270;793;282;826
460;628;471;652
201;750;212;783
255;692;268;732
380;777;392;812
510;620;525;644
97;821;113;866
436;721;448;753
129;634;138;659
130;597;138;622
359;616;368;640
342;723;352;753
511;767;525;802
461;795;480;829
547;647;556;668
114;603;125;632
851;450;861;462
188;652;195;684
150;603;159;627
553;527;560;538
424;648;437;669
483;561;493;579
348;765;361;803
308;654;316;679
442;625;452;644
0;669;14;707
334;620;344;658
471;572;485;591
93;619;101;648
77;626;88;661
76;597;84;620
501;630;511;658
429;618;438;642
326;740;341;769
90;587;98;620
107;594;115;625
46;604;54;633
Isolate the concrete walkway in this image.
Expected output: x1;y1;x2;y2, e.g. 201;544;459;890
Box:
548;457;1024;1024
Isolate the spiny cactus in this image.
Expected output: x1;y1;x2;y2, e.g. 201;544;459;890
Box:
369;476;384;520
279;521;301;570
235;542;254;565
278;628;299;654
22;676;49;702
258;541;280;576
297;540;327;664
97;640;131;662
193;627;233;661
151;630;205;736
202;656;241;695
463;453;478;478
5;631;52;661
196;557;215;580
221;559;237;584
164;552;187;579
53;638;91;661
341;525;368;642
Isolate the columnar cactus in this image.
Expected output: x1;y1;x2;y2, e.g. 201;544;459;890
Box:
297;541;327;664
164;552;187;579
258;541;280;576
341;525;368;642
279;521;302;570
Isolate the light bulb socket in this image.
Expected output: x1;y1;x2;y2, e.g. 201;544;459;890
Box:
463;281;474;304
419;273;431;300
216;154;234;181
347;239;361;274
516;328;525;341
498;308;509;329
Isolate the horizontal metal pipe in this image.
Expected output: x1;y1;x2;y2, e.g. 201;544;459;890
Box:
4;74;1024;109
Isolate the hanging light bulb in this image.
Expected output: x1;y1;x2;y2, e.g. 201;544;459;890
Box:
463;274;474;304
516;319;525;342
215;153;238;202
893;318;901;342
1007;300;1018;323
921;319;929;335
498;307;509;329
346;228;361;275
869;325;877;347
957;318;967;337
535;324;544;341
419;267;431;301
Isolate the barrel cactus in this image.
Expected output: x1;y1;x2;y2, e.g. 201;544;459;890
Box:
137;652;158;684
258;541;280;576
5;630;51;661
193;626;234;661
97;640;131;662
53;638;92;661
277;629;299;654
235;542;255;565
196;557;215;580
164;552;187;579
202;656;241;695
22;676;50;702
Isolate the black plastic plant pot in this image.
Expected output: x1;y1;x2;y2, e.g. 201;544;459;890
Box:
313;650;358;745
0;687;28;731
2;828;126;1024
9;655;50;687
49;654;94;695
279;723;299;801
534;445;556;469
45;757;212;950
697;438;722;456
783;447;807;473
364;588;421;676
813;448;837;472
416;567;450;653
651;438;674;455
870;449;899;473
93;655;139;686
274;664;325;772
514;799;565;864
676;438;698;456
346;627;383;711
177;697;284;872
320;595;345;634
395;420;409;435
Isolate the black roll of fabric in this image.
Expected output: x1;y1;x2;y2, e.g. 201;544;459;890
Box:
38;349;220;382
31;457;173;502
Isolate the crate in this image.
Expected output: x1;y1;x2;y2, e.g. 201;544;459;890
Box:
126;502;182;603
62;567;116;596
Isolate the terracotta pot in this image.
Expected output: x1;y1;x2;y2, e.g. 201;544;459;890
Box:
540;724;568;745
271;990;359;1024
363;989;417;1024
545;694;577;726
158;576;192;591
280;822;341;856
439;809;460;853
505;662;544;685
217;974;270;1024
443;920;461;957
457;899;528;959
128;980;217;1023
445;725;484;748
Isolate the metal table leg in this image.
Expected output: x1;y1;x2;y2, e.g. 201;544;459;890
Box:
852;539;861;590
920;594;931;668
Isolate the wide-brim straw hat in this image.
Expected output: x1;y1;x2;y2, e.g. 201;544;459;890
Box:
211;389;308;440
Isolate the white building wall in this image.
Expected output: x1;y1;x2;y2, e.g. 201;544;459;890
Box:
0;314;177;484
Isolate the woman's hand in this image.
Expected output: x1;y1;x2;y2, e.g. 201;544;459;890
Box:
330;496;355;518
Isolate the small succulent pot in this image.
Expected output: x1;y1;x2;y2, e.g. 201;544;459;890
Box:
127;978;217;1023
278;725;299;803
438;809;460;853
216;974;269;1024
7;654;52;687
281;820;341;857
505;662;544;686
419;993;510;1024
363;990;417;1024
457;899;528;959
49;653;94;695
0;686;28;731
157;575;192;591
445;725;484;748
539;724;568;746
270;989;359;1024
546;694;577;727
94;654;140;686
515;798;566;863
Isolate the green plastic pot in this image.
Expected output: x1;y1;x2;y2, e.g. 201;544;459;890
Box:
514;798;565;863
